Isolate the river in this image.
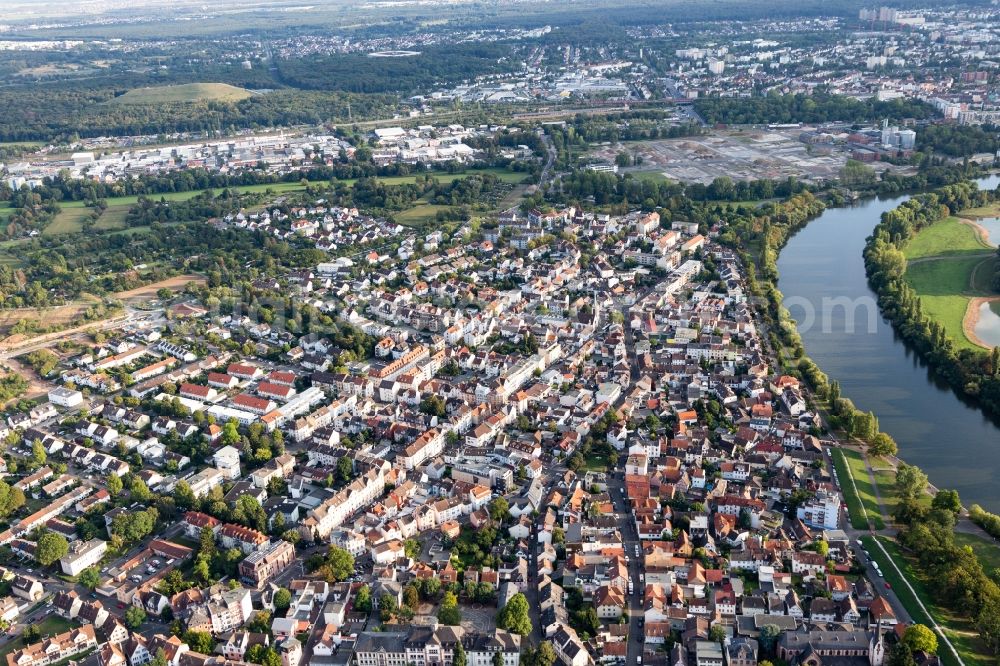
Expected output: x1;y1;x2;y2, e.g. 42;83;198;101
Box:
777;175;1000;512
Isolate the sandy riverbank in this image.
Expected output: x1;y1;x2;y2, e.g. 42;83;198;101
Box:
963;296;1000;349
960;216;998;249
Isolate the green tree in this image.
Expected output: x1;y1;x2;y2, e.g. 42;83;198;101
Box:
336;456;353;484
31;440;47;468
572;606;600;636
78;567;100;590
151;649;169;666
489;496;510;523
869;432;898;457
931;489;961;515
496;593;531;635
895;464;928;501
902;624;938;655
273;588;292;613
758;624;781;651
404;584;419;610
174;480;197;511
709;624;727;643
124;606;147;629
246;611;271;634
233;495;267;532
318;546;355;582
222;419;241;446
438;590;462;625
355;584;372;612
182;631;215;654
419;394;447;417
107;474;123;497
130;477;153;503
492;653;505;666
454;641;467;666
534;642;557;666
888;643;917;666
0;480;25;518
379;593;398;622
36;531;69;566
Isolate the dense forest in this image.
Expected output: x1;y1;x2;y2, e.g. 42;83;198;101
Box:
694;92;937;125
564;111;704;143
274;43;520;94
0;86;398;142
544;169;807;210
863;181;1000;416
917;123;1000;157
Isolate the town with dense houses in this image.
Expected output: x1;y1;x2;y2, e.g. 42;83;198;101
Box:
0;193;918;666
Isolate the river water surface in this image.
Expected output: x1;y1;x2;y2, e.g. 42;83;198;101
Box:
776;175;1000;511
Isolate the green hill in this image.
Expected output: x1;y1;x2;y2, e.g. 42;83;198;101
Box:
111;83;254;105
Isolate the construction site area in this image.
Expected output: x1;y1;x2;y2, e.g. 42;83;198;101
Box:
590;128;884;184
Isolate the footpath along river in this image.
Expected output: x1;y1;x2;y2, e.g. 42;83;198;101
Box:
777;175;1000;511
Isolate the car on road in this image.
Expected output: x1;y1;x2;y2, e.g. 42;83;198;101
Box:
856;539;864;547
884;582;891;589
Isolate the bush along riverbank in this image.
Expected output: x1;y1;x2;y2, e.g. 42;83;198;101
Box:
863;180;1000;418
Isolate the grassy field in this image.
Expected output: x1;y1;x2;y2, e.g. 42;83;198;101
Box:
903;217;990;260
833;447;885;530
394;203;455;227
95;207;130;231
0;202;17;221
954;531;1000;572
904;257;985;351
902;213;999;351
961;203;1000;218
44;207;93;236
867;535;995;666
111;82;254;105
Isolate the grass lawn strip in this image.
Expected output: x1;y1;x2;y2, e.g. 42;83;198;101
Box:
839;448;885;530
832;448;869;529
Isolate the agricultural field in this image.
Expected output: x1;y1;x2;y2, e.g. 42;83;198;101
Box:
110;82;254;105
